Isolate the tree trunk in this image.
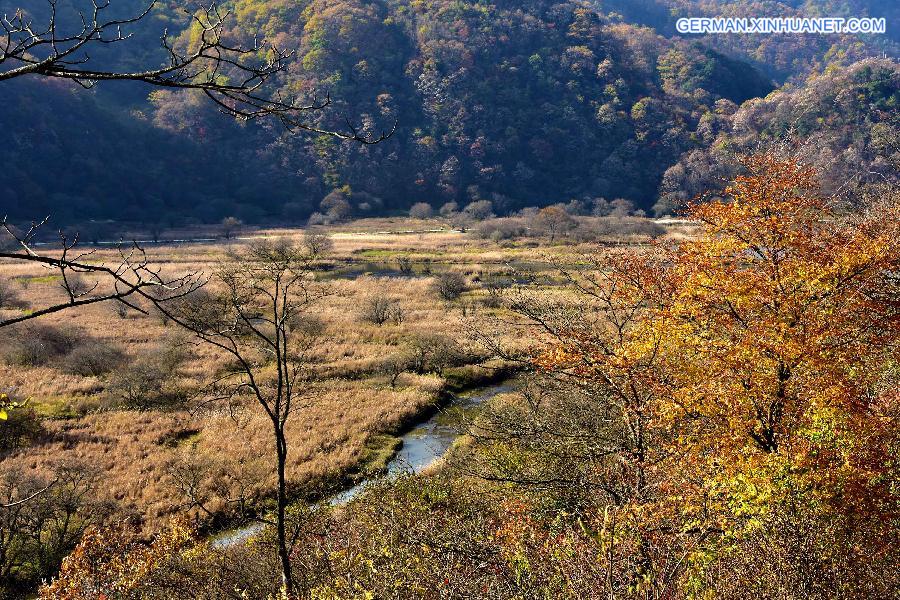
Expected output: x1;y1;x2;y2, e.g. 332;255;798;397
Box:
275;426;294;597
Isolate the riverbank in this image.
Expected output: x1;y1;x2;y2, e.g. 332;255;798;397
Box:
308;360;521;500
212;368;521;548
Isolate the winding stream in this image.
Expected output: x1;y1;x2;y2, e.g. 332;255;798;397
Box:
214;382;515;548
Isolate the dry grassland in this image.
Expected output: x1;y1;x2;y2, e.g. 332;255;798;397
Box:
0;218;681;531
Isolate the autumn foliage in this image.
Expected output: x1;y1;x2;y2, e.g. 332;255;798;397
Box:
663;156;898;515
39;520;196;600
23;154;900;598
535;153;900;593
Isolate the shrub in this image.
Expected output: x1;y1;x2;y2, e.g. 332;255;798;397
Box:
397;256;413;275
303;229;334;257
439;202;459;217
321;188;353;222
591;197;611;216
406;333;464;375
409;202;434;219
38;519;198;600
63;343;127;377
0;404;45;451
104;344;186;409
3;324;79;367
462;200;494;221
528;205;577;241
474;219;526;241
574;217;666;241
610;198;635;216
432;271;467;301
221;217;242;239
288;313;327;338
307;212;328;226
481;279;506;308
361;295;403;326
0;279;25;309
450;212;473;232
378;352;414;387
563;199;590;216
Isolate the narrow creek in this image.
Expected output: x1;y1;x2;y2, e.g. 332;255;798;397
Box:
213;382;515;548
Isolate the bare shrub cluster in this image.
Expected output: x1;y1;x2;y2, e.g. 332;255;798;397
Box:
63;343;127;377
0;279;26;309
360;295;403;326
104;344;186;410
573;217;666;241
407;333;464;376
431;271;467;301
474;219;527;242
2;324;79;367
408;202;434;219
1;322;127;378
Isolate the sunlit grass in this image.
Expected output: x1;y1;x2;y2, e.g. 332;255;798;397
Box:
0;221;669;532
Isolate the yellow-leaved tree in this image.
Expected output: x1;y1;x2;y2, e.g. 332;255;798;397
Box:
655;155;899;521
535;153;900;594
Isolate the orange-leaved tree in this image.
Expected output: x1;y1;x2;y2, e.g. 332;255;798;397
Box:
653;154;900;521
535;152;900;591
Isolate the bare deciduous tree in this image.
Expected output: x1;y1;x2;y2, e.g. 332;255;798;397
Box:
220;217;243;240
528;205;576;242
408;202;433;219
154;240;330;597
301;229;333;257
378;352;412;388
360;294;402;326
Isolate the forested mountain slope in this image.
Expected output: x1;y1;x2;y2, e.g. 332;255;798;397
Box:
0;0;895;224
657;58;899;213
650;0;898;78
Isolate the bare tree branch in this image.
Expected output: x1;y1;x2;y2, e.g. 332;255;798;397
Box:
0;478;57;509
0;215;206;329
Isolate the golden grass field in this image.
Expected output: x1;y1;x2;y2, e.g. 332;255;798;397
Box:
0;217;689;532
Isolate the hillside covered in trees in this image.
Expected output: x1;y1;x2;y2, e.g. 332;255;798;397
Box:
1;0;896;225
656;58;899;214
